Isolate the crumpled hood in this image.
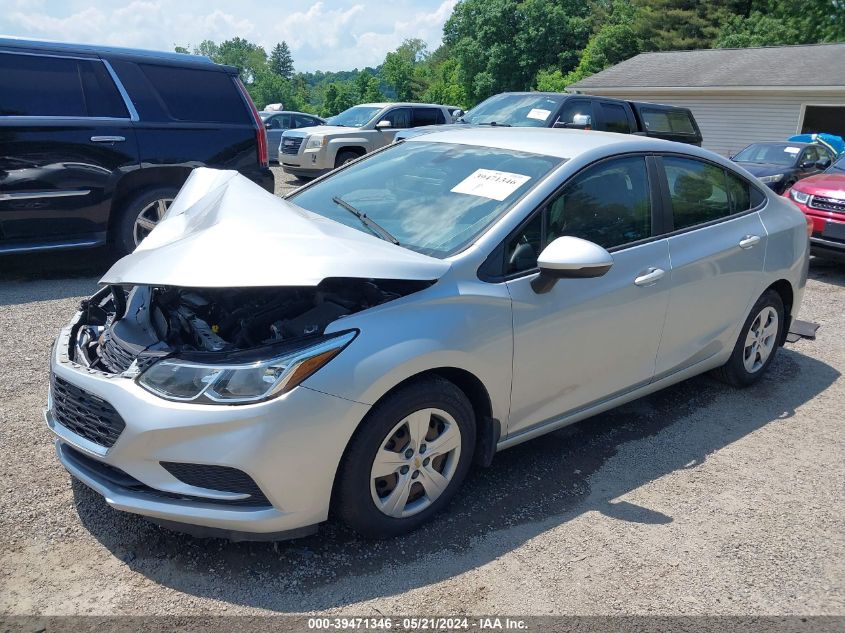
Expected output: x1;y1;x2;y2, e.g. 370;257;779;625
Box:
100;168;450;288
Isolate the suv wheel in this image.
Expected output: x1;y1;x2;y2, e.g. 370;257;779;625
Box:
114;187;179;256
715;289;784;387
335;150;361;168
334;376;476;538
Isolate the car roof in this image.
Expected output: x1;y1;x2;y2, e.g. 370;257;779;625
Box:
402;126;687;159
0;36;233;71
356;102;448;109
260;111;322;116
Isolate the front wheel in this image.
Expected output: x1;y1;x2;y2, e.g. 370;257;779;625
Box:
335;150;361;168
334;376;476;538
714;289;784;387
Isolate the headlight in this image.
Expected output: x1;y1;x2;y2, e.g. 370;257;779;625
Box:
138;331;356;404
790;189;811;204
758;174;784;183
305;135;327;150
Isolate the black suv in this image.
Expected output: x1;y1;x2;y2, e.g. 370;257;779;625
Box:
395;92;703;146
0;38;273;256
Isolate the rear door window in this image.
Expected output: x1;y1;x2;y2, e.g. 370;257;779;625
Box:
663;156;732;230
138;64;250;123
379;107;412;128
412;107;445;127
726;170;766;213
600;103;632;134
641;109;697;135
0;52;126;118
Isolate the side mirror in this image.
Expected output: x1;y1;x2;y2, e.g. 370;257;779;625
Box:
376;120;392;129
800;160;816;169
451;109;464;118
531;236;613;294
264;121;272;129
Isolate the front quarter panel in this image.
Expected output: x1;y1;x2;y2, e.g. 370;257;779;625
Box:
302;271;514;425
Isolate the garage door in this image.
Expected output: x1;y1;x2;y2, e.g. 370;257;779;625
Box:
801;105;845;137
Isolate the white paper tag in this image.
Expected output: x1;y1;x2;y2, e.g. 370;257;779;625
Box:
784;146;801;154
451;169;532;201
527;108;551;121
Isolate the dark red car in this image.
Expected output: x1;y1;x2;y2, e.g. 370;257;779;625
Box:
783;154;845;260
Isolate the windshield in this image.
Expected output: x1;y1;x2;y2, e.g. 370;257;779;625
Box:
827;156;845;173
733;143;801;166
461;94;564;127
326;106;382;127
289;141;562;257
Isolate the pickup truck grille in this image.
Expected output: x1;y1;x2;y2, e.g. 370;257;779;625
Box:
281;137;303;155
809;195;845;214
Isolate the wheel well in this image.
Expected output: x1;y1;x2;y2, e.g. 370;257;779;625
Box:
328;367;497;516
336;146;367;159
766;279;794;344
108;167;191;235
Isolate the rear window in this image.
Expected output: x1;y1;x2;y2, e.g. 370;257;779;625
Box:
641;108;696;135
0;52;127;118
138;64;250;124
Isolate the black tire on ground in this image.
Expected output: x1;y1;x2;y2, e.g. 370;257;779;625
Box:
113;186;180;257
334;376;476;539
335;150;361;168
713;289;785;387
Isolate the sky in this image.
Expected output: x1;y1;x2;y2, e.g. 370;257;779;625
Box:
0;0;457;72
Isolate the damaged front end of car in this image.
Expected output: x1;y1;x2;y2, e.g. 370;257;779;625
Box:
71;277;430;404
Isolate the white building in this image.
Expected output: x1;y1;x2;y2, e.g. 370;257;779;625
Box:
567;43;845;157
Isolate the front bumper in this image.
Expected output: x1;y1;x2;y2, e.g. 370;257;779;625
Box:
789;198;845;256
47;316;370;538
279;140;331;176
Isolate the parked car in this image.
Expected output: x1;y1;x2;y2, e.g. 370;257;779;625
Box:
0;37;273;256
730;142;835;194
393;91;703;146
278;102;455;178
260;110;325;162
47;129;808;541
783;153;845;259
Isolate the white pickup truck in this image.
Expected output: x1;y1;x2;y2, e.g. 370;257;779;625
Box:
278;102;458;179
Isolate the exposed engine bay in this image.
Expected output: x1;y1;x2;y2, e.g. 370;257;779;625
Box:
72;278;429;374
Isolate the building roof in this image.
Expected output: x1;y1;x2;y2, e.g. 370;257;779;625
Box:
569;43;845;91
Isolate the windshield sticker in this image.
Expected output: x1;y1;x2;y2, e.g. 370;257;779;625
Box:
784;146;801;154
451;169;532;201
527;108;551;121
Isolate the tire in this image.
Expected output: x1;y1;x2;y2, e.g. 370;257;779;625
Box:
334;376;476;538
335;150;361;168
113;186;179;257
714;289;785;387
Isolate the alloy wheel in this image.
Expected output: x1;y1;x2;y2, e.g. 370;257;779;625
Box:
133;198;173;245
369;408;462;518
743;306;779;373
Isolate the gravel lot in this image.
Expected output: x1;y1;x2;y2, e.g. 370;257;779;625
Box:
1;167;843;615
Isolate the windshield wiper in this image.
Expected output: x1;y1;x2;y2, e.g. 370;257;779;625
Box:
331;196;399;245
478;121;512;127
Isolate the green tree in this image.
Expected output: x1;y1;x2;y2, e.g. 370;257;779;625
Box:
715;0;845;47
381;39;429;101
444;0;591;104
634;0;735;51
321;82;356;117
174;45;190;54
194;39;220;59
215;37;267;84
269;42;295;79
355;70;385;102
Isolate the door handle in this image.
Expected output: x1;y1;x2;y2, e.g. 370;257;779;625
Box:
90;135;125;143
634;267;665;286
739;235;761;249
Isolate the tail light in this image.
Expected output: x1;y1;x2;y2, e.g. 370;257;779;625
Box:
806;214;814;238
234;77;269;168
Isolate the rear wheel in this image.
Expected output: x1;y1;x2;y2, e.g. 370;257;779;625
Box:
113;187;178;256
714;289;784;387
334;376;476;538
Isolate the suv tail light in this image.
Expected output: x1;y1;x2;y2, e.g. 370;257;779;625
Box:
234;77;269;168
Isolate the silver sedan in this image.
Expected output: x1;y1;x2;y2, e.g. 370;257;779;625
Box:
46;128;809;539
